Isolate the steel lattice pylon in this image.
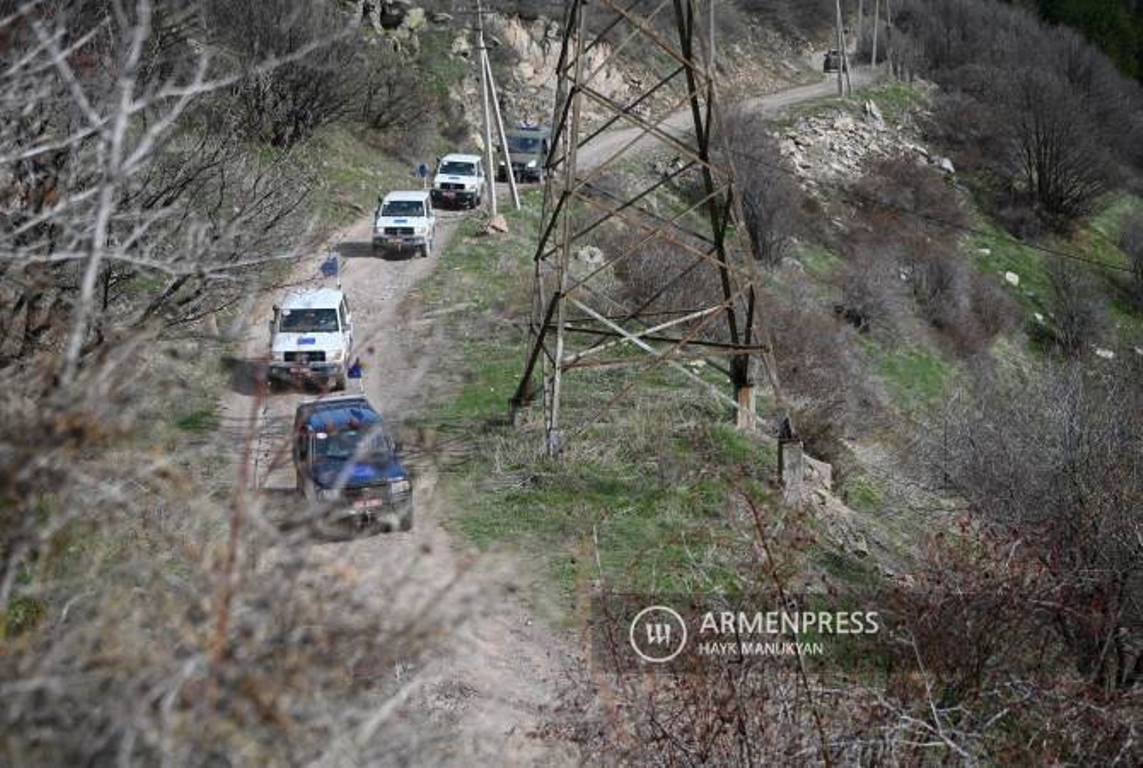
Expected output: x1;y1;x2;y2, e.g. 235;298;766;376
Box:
509;0;783;456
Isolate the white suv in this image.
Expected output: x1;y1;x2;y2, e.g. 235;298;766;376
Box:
430;153;485;209
268;288;354;390
373;190;436;258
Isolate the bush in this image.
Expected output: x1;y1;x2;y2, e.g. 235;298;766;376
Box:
204;0;369;148
720;108;803;268
895;0;1141;231
1046;259;1110;356
924;360;1143;691
1122;212;1143;308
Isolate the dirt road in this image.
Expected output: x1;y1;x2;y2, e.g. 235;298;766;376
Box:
219;62;876;765
579;63;876;167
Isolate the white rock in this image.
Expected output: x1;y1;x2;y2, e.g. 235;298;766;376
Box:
936;156;955;174
1094;347;1115;359
1034;312;1045;323
1004;271;1020;287
864;99;885;128
978;247;991;256
1134;347;1143;356
576;245;604;265
779;256;805;273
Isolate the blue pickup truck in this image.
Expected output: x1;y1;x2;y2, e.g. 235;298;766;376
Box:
292;395;413;533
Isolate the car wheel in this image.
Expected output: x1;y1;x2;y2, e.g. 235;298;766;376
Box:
420;243;431;259
398;504;414;532
334;374;347;391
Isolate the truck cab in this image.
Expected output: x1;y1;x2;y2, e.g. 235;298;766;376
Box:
373;190;436;258
430;153;485;209
292;395;413;533
498;125;550;183
268;288;353;390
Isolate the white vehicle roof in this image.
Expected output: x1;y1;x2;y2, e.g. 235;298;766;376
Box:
440;153;482;166
279;287;344;310
381;190;431;203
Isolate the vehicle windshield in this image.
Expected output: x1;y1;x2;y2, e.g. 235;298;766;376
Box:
380;200;424;217
439;161;476;176
313;429;391;464
508;135;543;153
279;307;339;333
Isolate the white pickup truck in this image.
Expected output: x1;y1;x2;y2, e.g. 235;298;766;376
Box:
268;288;354;390
430;153;486;210
373;190;436;258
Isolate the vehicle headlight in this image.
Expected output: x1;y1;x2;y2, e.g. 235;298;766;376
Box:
329;349;345;364
271;350;285;362
316;488;340;501
390;479;411;495
526;159;537;168
415;226;427;235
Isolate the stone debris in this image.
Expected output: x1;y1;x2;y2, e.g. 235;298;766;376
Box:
575;245;604;266
775;104;937;192
1004;271;1020;287
863;99;884;128
1094;347;1115;360
485;214;509;234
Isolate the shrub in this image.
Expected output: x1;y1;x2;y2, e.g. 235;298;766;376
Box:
720;108;803;268
1122;212;1143;308
1046;259;1110;356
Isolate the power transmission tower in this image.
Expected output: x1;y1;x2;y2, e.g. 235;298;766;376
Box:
508;0;782;457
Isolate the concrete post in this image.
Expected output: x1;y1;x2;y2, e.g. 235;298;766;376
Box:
779;438;805;505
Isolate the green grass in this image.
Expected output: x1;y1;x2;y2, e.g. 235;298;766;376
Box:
860;81;931;121
174;406;220;434
968;218;1051;309
774;79;927;129
875;346;953;409
840;474;885;515
422;196;784;606
795;242;843;278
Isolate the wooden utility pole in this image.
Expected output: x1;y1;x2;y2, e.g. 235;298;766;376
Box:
834;0;845;96
885;0;894;77
476;0;497;217
483;49;520;209
871;0;880;68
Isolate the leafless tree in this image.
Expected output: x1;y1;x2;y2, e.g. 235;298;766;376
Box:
923;359;1143;690
0;3;464;764
1046;258;1111;356
721;107;803;269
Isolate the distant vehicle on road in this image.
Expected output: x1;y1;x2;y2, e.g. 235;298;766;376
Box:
430;153;486;209
823;49;848;73
292;395;413;534
498;125;550;183
373;190;436;258
268;288;354;390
